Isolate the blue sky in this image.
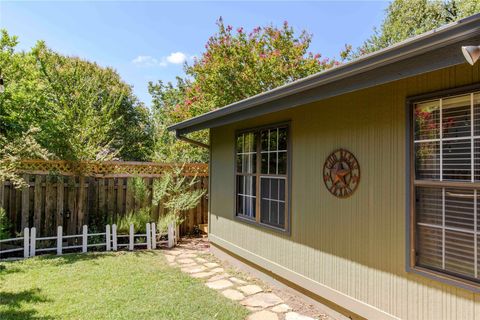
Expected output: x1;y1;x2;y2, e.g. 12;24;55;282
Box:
0;1;389;105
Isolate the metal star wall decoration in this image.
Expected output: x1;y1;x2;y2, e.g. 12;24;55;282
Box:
323;149;360;198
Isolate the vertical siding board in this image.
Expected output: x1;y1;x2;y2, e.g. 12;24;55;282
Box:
56;176;64;229
117;178;125;218
107;178;115;222
125;177;133;215
21;174;30;230
9;182;16;232
14;184;22;233
150;178;159;221
44;177;55;235
77;176;85;228
33;175;42;231
67;176;77;235
195;180;201;227
98;178;106;220
87;177;96;226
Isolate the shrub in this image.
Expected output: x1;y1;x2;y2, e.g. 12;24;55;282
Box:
116;208;152;234
152;166;205;232
0;208;10;239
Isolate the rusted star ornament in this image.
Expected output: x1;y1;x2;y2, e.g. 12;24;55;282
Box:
323;149;360;198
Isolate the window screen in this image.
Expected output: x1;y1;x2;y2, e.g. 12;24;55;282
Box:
413;91;480;284
235;125;289;230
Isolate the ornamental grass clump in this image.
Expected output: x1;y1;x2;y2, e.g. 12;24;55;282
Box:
116;177;153;233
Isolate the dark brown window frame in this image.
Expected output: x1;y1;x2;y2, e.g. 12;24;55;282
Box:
406;83;480;293
234;121;292;234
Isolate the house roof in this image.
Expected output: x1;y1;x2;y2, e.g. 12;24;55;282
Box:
169;13;480;135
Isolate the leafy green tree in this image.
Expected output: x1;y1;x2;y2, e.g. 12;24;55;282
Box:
150;19;337;162
344;0;480;60
0;127;50;189
0;29;153;161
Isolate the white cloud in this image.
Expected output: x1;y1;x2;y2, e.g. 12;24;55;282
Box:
166;52;187;64
132;55;159;66
132;52;190;67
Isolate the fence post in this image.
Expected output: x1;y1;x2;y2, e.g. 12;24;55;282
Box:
57;226;63;255
146;223;151;250
167;223;174;248
175;225;179;245
106;224;111;251
23;228;29;258
129;224;134;251
112;224;117;251
30;227;36;257
151;222;156;250
82;225;88;253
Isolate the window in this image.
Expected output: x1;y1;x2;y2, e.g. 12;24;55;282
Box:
411;88;480;286
235;124;289;230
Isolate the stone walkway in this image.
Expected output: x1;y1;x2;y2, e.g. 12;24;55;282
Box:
161;238;333;320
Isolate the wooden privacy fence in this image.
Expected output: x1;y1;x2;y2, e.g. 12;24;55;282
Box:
0;160;208;238
0;223;176;260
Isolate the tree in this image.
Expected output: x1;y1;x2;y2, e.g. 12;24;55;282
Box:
150;19;337;162
0;127;50;189
344;0;480;60
0;29;153;161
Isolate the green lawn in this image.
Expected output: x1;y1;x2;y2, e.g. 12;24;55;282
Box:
0;251;249;320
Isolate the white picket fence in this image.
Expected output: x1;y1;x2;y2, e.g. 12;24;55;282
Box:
0;223;176;259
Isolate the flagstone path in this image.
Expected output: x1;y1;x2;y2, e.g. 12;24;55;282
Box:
161;238;335;320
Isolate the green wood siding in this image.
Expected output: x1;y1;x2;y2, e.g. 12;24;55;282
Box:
209;63;480;320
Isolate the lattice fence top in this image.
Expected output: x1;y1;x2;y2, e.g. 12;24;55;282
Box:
18;160;208;177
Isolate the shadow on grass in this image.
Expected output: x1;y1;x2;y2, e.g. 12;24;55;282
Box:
33;251;119;266
0;288;53;320
0;249;166;272
34;249;164;265
0;265;24;276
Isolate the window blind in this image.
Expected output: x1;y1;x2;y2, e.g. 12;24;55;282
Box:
414;92;480;283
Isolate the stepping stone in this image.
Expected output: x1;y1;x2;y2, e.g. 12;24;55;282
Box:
181;265;206;274
204;262;220;268
222;289;245;301
169;262;178;267
229;277;247;285
247;310;279;320
271;304;292;313
191;271;215;279
210;267;224;273
206;279;234;290
241;293;283;308
196;257;208;263
178;253;197;259
285;312;315;320
164;250;183;256
208;273;230;282
178;258;195;264
246;306;263;312
238;285;263;296
164;255;176;263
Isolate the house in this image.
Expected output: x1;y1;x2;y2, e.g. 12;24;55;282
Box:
169;14;480;320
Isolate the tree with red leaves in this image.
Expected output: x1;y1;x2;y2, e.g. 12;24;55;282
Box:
150;18;338;162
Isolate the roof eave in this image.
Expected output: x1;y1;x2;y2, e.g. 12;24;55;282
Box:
169;13;480;134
